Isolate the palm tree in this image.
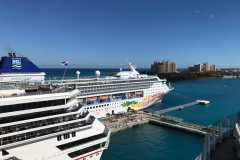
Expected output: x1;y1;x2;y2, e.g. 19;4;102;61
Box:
106;113;110;120
133;110;137;116
127;107;131;113
114;114;119;121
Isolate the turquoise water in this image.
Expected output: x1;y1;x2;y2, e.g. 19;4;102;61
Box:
41;69;240;160
102;78;240;160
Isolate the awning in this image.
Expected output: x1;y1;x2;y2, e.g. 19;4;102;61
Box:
87;97;97;101
135;91;142;94
99;95;108;99
78;98;83;102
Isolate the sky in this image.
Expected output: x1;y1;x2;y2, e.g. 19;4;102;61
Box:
0;0;239;68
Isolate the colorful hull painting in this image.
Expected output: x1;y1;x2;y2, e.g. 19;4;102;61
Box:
121;92;164;110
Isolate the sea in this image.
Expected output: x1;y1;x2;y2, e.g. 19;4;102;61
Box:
42;68;240;160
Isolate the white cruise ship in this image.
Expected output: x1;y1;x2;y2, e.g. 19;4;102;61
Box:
58;61;174;118
0;84;110;160
0;53;174;119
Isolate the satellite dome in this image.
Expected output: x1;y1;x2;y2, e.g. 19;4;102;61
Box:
95;70;100;77
76;71;80;75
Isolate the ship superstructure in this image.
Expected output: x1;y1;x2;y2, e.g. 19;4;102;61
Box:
51;61;174;118
0;53;173;119
0;83;110;160
0;52;45;82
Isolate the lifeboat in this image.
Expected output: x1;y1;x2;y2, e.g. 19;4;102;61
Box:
99;95;108;99
129;92;135;95
87;97;97;101
78;98;83;102
135;91;142;95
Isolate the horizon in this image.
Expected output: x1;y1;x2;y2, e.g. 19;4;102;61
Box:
0;0;240;68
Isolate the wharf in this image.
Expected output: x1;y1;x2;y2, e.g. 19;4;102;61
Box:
103;112;209;136
154;100;210;115
103;100;210;135
149;115;208;135
103;112;150;134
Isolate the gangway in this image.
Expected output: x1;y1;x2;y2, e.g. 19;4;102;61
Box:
154;100;209;115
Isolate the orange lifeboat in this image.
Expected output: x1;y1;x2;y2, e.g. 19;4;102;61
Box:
78;98;83;102
87;97;97;101
135;91;142;94
99;95;108;99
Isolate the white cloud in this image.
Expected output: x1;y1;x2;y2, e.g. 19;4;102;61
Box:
194;10;200;13
209;14;214;18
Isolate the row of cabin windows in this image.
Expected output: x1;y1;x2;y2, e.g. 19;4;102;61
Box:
57;132;76;141
0;120;93;146
77;79;155;88
68;142;106;158
0;99;66;113
0;114;78;135
57;131;107;150
86;104;108;110
80;84;150;92
0;109;67;125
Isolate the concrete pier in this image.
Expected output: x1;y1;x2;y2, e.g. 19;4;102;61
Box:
103;111;209;136
149;117;208;135
154;100;210;115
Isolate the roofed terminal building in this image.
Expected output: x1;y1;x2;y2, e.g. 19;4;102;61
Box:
188;62;216;72
151;60;177;73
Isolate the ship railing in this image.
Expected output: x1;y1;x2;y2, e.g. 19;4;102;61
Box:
0;118;95;147
0;114;86;136
195;111;239;160
0;109;77;125
79;85;149;96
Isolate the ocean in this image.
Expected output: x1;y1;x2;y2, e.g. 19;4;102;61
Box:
42;68;240;160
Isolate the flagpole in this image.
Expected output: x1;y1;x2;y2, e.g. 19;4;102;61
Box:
61;65;68;84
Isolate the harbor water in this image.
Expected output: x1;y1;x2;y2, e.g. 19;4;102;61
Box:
42;68;240;160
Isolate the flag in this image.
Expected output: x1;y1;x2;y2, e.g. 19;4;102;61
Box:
62;61;69;66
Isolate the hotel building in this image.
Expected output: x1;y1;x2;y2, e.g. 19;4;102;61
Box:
151;60;177;73
188;62;216;72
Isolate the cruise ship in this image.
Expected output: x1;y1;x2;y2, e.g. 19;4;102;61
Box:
0;83;110;160
0;52;174;119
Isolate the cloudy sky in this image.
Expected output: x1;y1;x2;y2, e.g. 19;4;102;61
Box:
0;0;239;68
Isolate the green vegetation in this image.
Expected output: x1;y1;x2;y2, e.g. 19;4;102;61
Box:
139;71;240;82
122;101;138;107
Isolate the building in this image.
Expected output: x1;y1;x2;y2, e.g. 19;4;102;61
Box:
188;62;216;72
151;60;177;73
188;64;202;72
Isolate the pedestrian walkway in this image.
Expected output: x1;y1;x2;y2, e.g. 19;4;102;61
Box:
154;100;210;115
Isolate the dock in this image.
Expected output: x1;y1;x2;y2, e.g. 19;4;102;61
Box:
154;100;210;115
149;115;209;135
103;100;210;135
104;112;210;136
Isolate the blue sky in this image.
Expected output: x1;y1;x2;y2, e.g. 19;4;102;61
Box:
0;0;239;68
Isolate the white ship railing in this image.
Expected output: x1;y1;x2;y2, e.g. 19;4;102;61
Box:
195;112;238;160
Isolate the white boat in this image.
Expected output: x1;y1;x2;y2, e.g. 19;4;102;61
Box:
57;61;174;118
0;53;174;119
0;84;110;160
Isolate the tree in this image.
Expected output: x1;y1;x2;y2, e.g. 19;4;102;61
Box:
132;110;137;116
114;114;119;121
106;113;110;120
